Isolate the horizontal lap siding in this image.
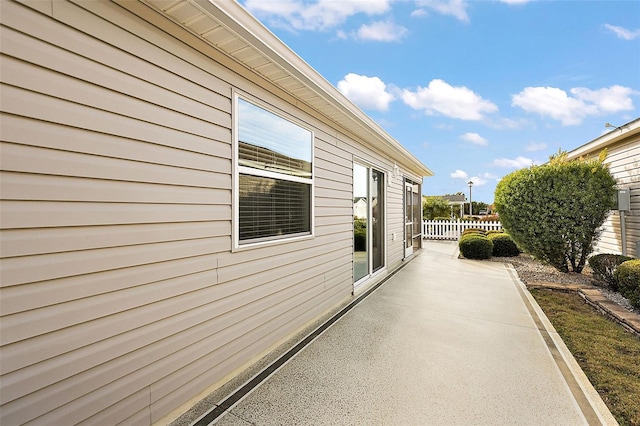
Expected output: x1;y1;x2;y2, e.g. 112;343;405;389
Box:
592;138;640;256
387;177;406;267
0;1;358;425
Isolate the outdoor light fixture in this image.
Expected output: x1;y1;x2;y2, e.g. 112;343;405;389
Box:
467;180;473;217
605;122;623;132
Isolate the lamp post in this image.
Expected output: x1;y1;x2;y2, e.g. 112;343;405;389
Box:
467;180;473;217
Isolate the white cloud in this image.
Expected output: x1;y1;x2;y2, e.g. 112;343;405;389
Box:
604;24;640;40
414;0;469;22
244;0;392;31
525;142;547;152
460;132;488;146
511;85;637;125
493;156;535;168
355;20;408;42
480;172;498;180
402;79;498;121
450;169;468;179
469;176;488;186
451;170;496;186
337;73;395;111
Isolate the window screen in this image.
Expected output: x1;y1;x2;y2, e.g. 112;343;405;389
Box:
237;98;313;244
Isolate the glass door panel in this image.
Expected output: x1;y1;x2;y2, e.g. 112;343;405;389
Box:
412;183;422;251
354;164;385;285
405;182;413;257
371;170;384;273
353;163;368;282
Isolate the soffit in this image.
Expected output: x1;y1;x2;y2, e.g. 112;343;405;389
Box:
567;117;640;160
138;0;433;177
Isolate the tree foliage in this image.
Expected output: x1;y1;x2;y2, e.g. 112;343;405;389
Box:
463;201;488;216
423;196;450;219
494;150;616;273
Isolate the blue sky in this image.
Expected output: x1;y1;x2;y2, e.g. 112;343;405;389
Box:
240;0;640;203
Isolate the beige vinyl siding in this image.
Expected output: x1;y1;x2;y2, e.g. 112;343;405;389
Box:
387;177;408;267
591;139;640;256
0;1;424;424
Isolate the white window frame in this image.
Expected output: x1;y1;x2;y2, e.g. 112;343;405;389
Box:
233;92;315;250
353;159;388;289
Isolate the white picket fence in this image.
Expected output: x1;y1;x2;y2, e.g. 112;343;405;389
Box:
422;219;502;240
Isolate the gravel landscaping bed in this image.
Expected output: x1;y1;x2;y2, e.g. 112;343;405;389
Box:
490;254;638;314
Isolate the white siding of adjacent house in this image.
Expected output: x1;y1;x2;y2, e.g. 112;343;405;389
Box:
593;139;640;257
0;1;416;424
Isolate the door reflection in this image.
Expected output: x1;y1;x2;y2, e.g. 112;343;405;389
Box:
353;163;368;282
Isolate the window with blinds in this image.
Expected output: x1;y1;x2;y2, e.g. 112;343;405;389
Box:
236;97;313;245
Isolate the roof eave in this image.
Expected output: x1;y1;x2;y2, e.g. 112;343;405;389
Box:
138;0;433;177
566;117;640;159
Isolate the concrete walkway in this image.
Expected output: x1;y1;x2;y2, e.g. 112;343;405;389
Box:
203;241;617;425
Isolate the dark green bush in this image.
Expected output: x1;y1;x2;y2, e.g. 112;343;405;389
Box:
459;235;493;260
615;260;640;309
354;228;366;251
462;228;487;237
494;150;616;273
488;233;520;257
588;253;634;290
354;218;366;251
486;230;504;236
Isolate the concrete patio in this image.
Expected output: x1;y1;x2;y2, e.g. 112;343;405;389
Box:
178;241;616;426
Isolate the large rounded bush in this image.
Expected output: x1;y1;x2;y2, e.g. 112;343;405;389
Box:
459;235;493;260
588;253;634;290
494;150;616;273
488;233;520;257
615;259;640;309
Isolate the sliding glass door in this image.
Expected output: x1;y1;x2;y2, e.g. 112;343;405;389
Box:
354;164;385;286
404;178;422;258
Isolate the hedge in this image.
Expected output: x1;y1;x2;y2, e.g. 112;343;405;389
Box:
588;253;634;290
461;228;487;237
615;259;640;309
488;233;520;257
459;235;493;260
494;150;616;273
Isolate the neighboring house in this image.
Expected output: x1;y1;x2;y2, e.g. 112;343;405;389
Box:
0;1;432;425
441;193;467;217
425;194;467;217
566;117;640;258
353;197;368;219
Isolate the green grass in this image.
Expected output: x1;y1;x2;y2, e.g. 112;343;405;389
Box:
530;289;640;426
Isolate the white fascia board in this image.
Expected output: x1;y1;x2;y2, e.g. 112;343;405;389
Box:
566;117;640;160
188;0;434;178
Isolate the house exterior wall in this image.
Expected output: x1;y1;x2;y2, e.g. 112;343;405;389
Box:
595;138;640;256
0;1;421;424
566;121;640;258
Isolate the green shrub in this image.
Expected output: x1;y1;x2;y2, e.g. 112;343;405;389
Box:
494;150;616;273
433;216;451;221
354;228;366;251
423;196;450;220
486;230;504;236
488;233;520;257
459;235;493;260
588;254;634;290
615;260;640;309
462;228;487;237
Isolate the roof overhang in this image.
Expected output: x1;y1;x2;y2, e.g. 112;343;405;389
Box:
116;0;433;178
566;117;640;160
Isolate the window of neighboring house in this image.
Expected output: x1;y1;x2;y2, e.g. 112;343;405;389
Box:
235;96;313;246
